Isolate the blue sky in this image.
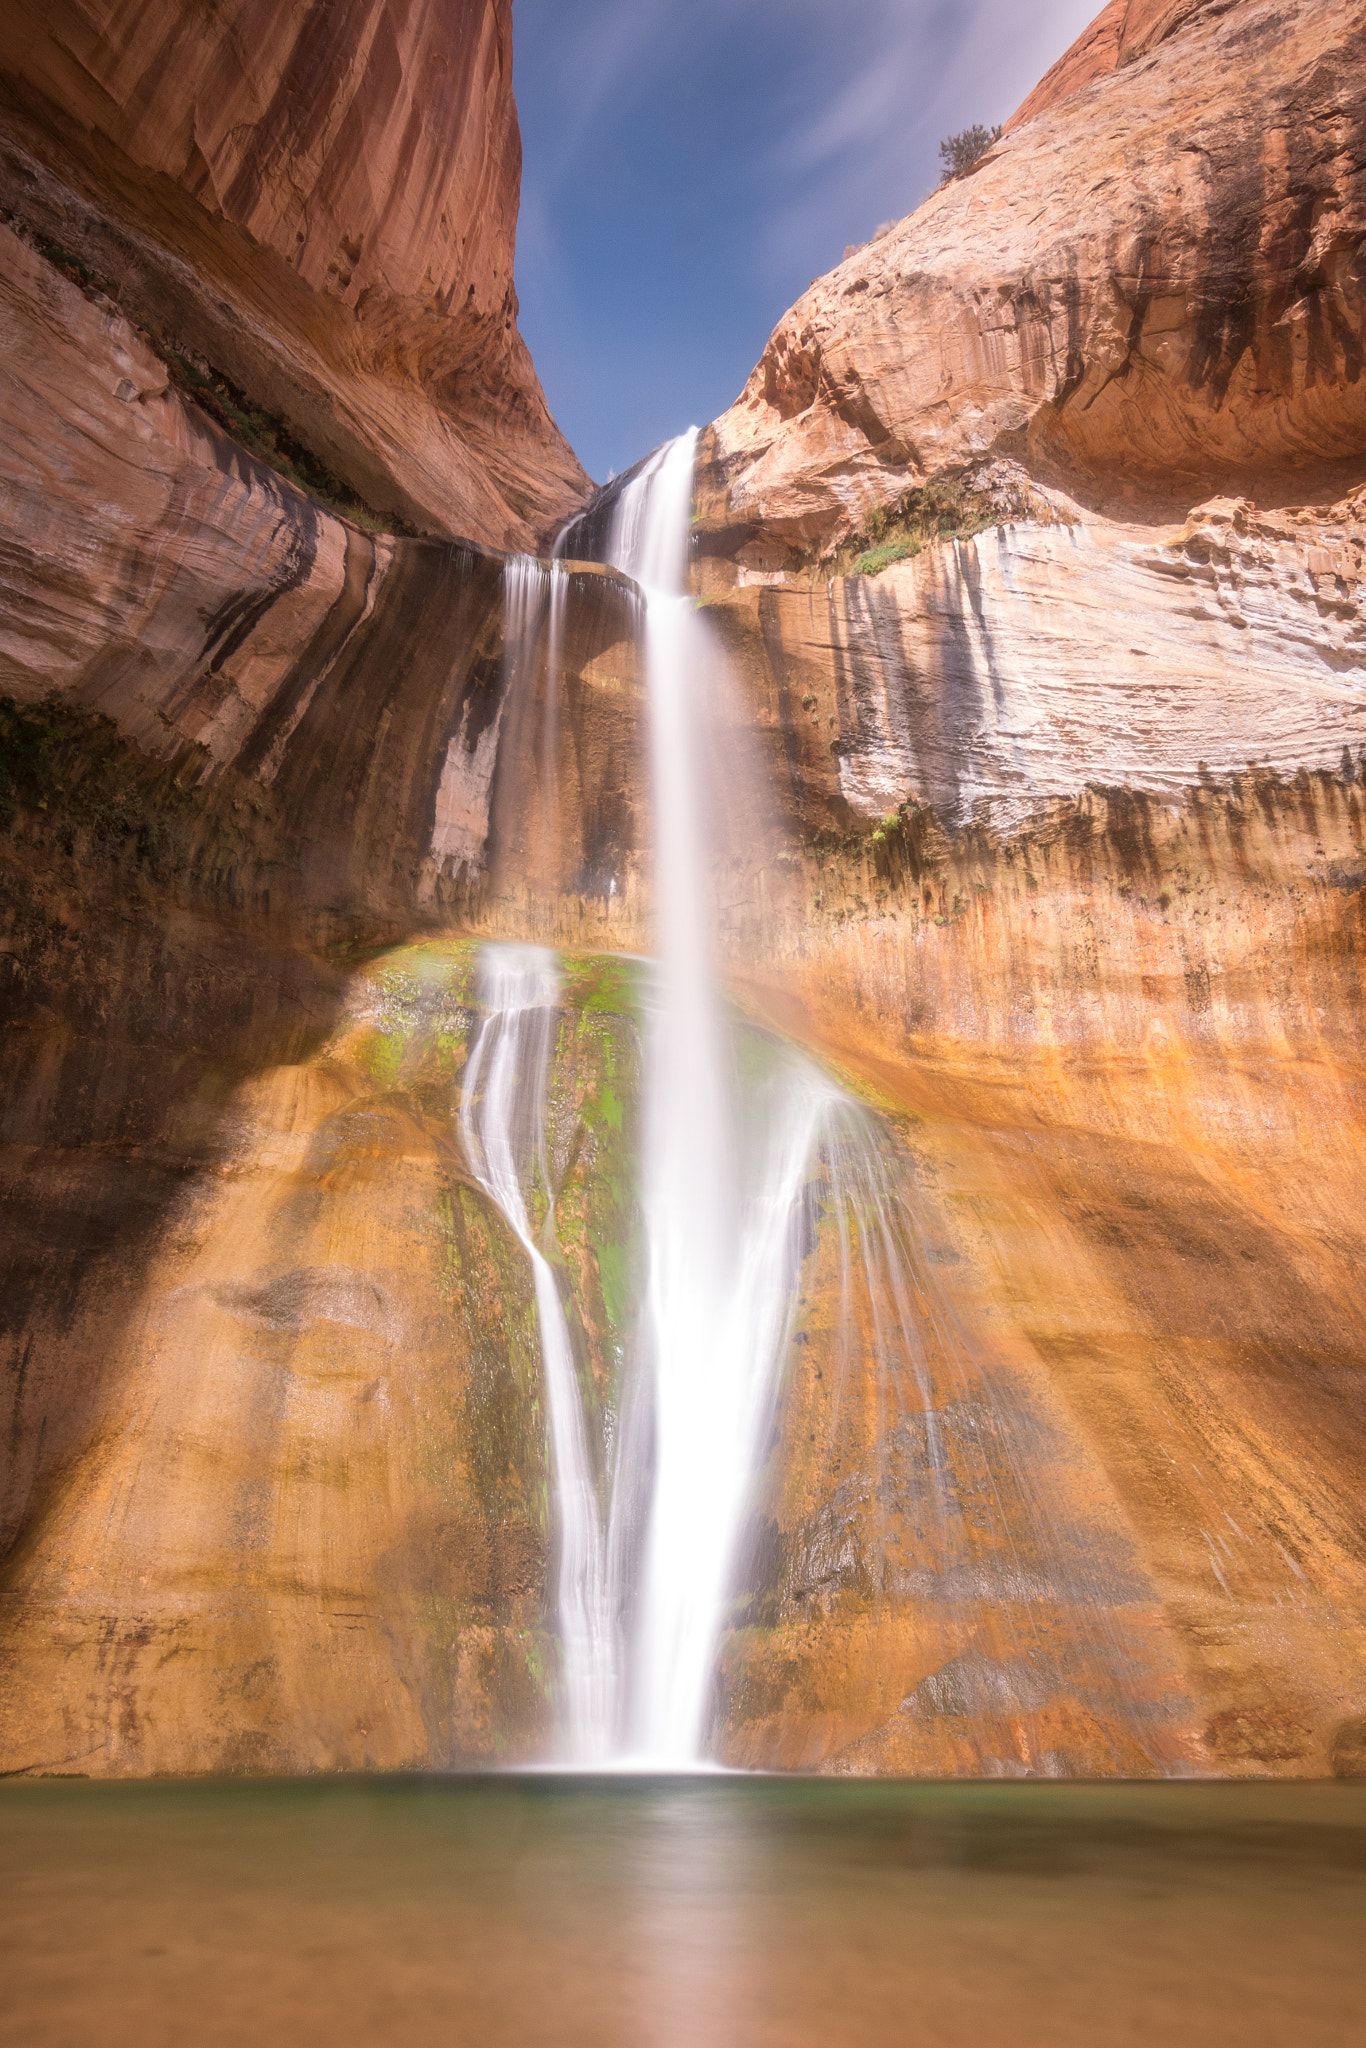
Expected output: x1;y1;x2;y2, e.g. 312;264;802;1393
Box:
513;0;1101;482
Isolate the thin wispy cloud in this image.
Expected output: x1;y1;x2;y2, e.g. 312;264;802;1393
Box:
758;0;1099;276
531;0;679;178
513;0;1103;477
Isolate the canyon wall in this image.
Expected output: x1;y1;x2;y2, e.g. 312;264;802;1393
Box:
716;769;1366;1775
0;0;586;547
698;0;1366;557
686;0;1366;1776
2;0;1365;1778
0;0;638;1774
0;945;644;1776
1009;0;1229;129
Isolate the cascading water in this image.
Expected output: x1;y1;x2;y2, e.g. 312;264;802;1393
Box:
599;438;832;1764
495;555;572;893
541;560;568;868
466;441;894;1770
459;945;618;1763
502;555;549;700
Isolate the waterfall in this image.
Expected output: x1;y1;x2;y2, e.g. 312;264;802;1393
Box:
468;458;1169;1779
467;443;865;1769
459;945;618;1762
502;555;549;699
599;437;833;1764
541;561;568;868
496;555;570;891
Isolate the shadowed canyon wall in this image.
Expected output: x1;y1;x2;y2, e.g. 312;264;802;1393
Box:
0;946;645;1776
1;0;1365;1777
0;0;642;1773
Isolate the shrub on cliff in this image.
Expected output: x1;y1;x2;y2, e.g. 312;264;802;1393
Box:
852;540;914;576
937;124;1002;183
839;468;1031;578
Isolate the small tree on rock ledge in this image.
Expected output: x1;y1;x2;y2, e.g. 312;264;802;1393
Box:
938;123;1002;184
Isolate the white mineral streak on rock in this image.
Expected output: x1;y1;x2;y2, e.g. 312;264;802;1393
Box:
781;499;1366;830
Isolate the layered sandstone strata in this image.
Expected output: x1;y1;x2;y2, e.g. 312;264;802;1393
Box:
681;0;1366;1774
715;763;1366;1776
0;0;586;547
702;482;1366;830
699;0;1366;561
0;205;634;1695
2;0;1366;1783
0;224;639;924
1009;0;1228;129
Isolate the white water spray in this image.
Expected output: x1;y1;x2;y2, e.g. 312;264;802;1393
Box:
502;555;549;700
497;555;572;889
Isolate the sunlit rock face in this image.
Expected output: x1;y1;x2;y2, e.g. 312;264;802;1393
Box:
0;0;586;547
699;0;1366;560
678;0;1366;1776
706;491;1366;831
0;946;643;1775
0;940;1213;1780
718;767;1366;1775
2;0;1366;1785
1008;0;1227;129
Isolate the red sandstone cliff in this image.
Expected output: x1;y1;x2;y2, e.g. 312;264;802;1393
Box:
676;0;1366;1778
1009;0;1228;127
694;0;1366;833
702;0;1366;557
0;0;587;548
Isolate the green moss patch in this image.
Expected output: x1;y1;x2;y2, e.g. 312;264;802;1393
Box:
831;468;1036;579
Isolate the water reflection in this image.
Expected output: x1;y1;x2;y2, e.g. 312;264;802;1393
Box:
2;1779;1363;2046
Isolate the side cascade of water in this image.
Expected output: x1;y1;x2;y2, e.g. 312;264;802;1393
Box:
497;554;571;889
459;944;617;1763
502;554;549;698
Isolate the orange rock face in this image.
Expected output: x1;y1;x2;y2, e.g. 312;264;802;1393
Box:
0;0;587;546
3;0;1366;1783
0;943;645;1775
712;769;1366;1776
679;0;1366;1774
1008;0;1223;128
702;0;1366;560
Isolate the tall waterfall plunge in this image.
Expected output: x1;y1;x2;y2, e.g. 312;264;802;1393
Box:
465;437;904;1769
603;437;837;1764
